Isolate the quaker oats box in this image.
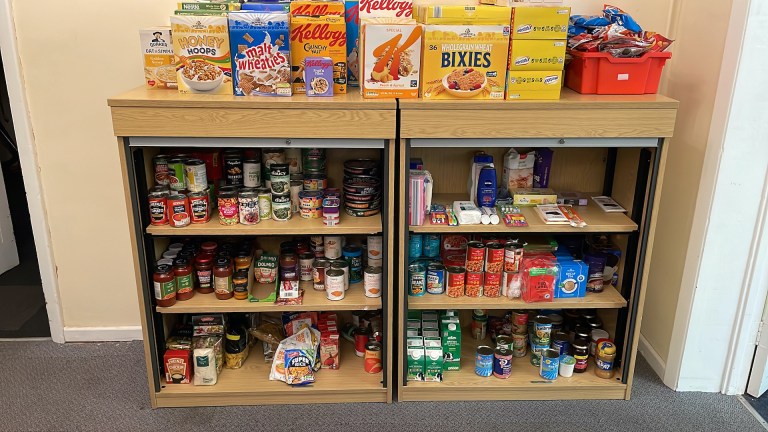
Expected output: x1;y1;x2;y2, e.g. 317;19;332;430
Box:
345;0;361;87
360;18;422;99
228;11;292;96
139;27;177;89
289;15;348;94
170;15;232;94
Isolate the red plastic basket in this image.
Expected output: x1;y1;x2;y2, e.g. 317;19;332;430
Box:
565;50;672;95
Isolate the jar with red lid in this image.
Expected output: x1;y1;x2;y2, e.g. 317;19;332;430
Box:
201;241;217;254
195;253;215;294
153;264;176;307
173;258;194;301
214;258;234;300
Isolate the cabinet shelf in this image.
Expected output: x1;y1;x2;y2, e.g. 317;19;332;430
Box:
407;285;626;310
146;212;382;236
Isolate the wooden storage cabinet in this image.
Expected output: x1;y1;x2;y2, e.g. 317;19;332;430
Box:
110;90;397;408
397;91;678;401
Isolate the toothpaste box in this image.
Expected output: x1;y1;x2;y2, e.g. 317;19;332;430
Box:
424;346;444;382
510;6;570;39
345;0;360;87
407;345;425;381
508;39;566;71
506;70;563;100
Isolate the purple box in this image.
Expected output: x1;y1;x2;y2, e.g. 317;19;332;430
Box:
304;57;334;97
533;148;554;188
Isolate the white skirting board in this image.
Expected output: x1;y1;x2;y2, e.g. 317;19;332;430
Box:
639;333;667;384
64;326;143;342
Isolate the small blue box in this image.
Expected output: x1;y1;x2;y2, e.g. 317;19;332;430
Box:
555;258;587;299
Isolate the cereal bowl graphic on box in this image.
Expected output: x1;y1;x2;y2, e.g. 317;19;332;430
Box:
170;15;232;94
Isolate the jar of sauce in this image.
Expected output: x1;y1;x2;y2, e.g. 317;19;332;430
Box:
280;251;297;270
153;264;176;307
595;340;617;379
234;252;252;272
195;253;214;294
572;339;589;374
173;258;194;301
233;269;249;300
214;258;234;300
201;241;217;254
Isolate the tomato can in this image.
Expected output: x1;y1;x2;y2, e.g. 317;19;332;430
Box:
238;189;260;225
483;272;502;298
325;268;345;301
504;242;524;273
465;241;486;273
446;266;465;298
312;258;330;291
364;341;383;373
408;263;426;296
148;187;169;225
153;155;170;186
485;242;504;274
426;263;446;295
299;252;315;281
354;327;370;357
475;346;494;377
493;347;513;379
168;194;190;228
167;157;186;191
188;189;210;224
184;159;207;192
465;271;483;297
364;266;383;298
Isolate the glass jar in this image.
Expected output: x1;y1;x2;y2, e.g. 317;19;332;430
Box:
595;340;617;379
214;258;234;300
234;252;252;272
153;264;176;307
173;258;194;301
572;339;589;374
195;253;214;294
201;241;218;254
233;269;249;300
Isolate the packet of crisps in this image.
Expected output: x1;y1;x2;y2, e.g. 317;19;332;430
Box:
285;349;316;385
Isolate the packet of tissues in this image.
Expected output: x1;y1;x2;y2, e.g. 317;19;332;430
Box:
453;201;482;225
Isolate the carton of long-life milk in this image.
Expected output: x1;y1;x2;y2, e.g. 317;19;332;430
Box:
407;345;425;381
425;346;444;382
441;316;461;371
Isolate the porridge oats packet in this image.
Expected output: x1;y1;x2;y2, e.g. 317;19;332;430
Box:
170;15;232;94
229;11;292;96
140;27;177;89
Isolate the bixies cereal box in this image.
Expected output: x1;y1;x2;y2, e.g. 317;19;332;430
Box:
290;15;347;94
360;19;422;98
228;11;292;96
170;15;232;94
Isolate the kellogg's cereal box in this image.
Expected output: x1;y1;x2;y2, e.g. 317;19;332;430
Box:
421;25;510;99
304;57;334;96
360;19;422;98
358;0;413;19
228;11;292;96
290;0;345;18
170;15;232;94
139;27;177;89
345;0;360;86
290;15;347;94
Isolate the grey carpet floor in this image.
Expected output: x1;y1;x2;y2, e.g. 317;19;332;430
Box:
0;340;763;432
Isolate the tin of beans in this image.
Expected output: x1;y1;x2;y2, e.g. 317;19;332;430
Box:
465;271;483;297
446;266;465;298
312;259;331;291
188;189;210;224
504;242;524;272
168;193;191;228
539;349;560;380
426;263;446;295
148;187;169;225
475;346;494;377
465;241;486;273
409;263;426;296
218;187;239;225
493;347;513;379
485;242;504;274
483;272;501;298
364;266;382;298
153;155;169;186
409;234;423;259
423;234;441;258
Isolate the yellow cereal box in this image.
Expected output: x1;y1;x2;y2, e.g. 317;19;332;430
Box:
421;25;510;99
290;0;345;18
506;70;562;100
170;15;232;94
289;15;348;94
415;5;511;25
360;19;422;98
510;6;570;40
508;39;565;71
140;27;177;89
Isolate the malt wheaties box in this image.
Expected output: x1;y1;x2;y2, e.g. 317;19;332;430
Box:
228;11;292;96
170;15;232;94
345;0;360;87
360;19;422;99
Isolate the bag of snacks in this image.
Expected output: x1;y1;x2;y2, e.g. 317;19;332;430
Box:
285;349;316;385
520;254;558;303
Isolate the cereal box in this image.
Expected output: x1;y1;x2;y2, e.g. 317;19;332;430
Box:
178;2;240;11
170;15;232;94
174;10;230;16
304;57;334;96
416;5;510;24
506;70;562;100
358;0;413;19
510;6;570;40
290;0;345;17
242;3;290;13
139;27;177;89
289;15;347;94
360;19;422;99
228;11;292;96
345;0;360;87
508;39;566;71
421;25;510;99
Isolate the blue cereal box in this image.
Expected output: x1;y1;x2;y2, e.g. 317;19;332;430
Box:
228;11;292;96
345;0;360;87
555;258;587;299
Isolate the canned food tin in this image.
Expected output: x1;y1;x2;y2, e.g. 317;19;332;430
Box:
493;347;513;379
256;188;272;220
465;271;483;297
540;349;560;380
262;148;286;177
485;242;504;273
483;272;502;298
167;158;186;191
368;257;383;268
243;159;261;188
238;189;259;225
148;187;169;225
299;190;323;210
312;258;331;291
366;236;383;260
408;263;426;296
364;341;383;373
153;155;169;186
188;189;211;224
344;159;379;177
504;242;524;273
475;346;494;377
354;327;371;357
285;148;302;174
269;164;290;195
271;194;291;221
324;236;343;259
547;314;564;332
446;266;465;298
552;331;571;356
302;148;326;172
325;269;345;301
217;187;239;225
299;252;315;281
423;234;441;258
512;311;528;334
534;316;553;341
330;260;349;291
168;194;191;228
496;335;512;350
465;241;486;273
290;180;302;214
303;172;328;191
184;159;207;192
364;266;382;298
426;263;446;295
223;151;243;186
409;234;423;259
342;245;363;284
511;333;527;358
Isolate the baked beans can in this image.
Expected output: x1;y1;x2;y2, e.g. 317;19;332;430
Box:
299;252;315;281
238;189;259;225
485;242;504;274
409;234;423;259
330;260;349;291
354;327;371;357
188;189;210;223
446;266;465;298
148;187;169;225
167;157;186;191
367;235;383;260
423;234;441;258
324;236;343;259
183;159;207;192
256;188;272;220
409;263;426;296
483;272;502;298
364;266;382;297
426;263;446;295
493;347;513;379
504;242;524;273
223;150;244;186
465;271;484;297
325;268;345;301
511;333;527;357
168;194;191;228
465;241;486;273
475;346;494;377
312;258;330;290
243;159;261;188
512;311;528;334
153;155;170;186
540;349;560;380
217;187;239;225
364;341;383;373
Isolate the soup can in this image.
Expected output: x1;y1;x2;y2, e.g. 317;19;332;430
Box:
446;266;465;298
511;311;528;334
184;159;207;192
540;349;560;380
330;260;349;291
325;269;345;301
475;346;494;377
148;187;169;225
485;242;504;274
465;271;483;297
493;347;513;379
367;236;383;260
496;335;512;350
188;189;211;224
364;266;382;298
238;189;259;225
408;263;426;297
504;242;524;273
426;263;446;295
243;159;261;188
511;333;527;358
167;157;186;191
409;234;423;259
299;252;315;281
324;236;343;259
423;234;441;258
256;188;272;220
364;342;383;373
153;155;170;186
312;259;330;291
168;193;191;228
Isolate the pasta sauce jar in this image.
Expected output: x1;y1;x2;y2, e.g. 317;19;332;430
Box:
195;254;214;294
173;258;194;301
213;258;234;300
153;264;176;307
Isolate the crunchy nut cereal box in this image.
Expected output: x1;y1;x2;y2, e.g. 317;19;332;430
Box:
421;25;510;99
360;19;422;98
140;27;177;89
228;11;292;96
290;0;345;18
170;15;232;94
290;15;348;94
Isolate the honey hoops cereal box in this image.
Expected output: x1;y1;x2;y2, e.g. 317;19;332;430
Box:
170;15;232;94
139;27;177;89
421;25;510;100
228;11;292;96
290;15;347;94
360;19;422;98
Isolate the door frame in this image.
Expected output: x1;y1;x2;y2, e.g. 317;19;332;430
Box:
0;0;64;342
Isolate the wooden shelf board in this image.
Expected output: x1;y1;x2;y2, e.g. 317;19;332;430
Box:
147;212;382;236
157;281;381;313
402;332;626;401
410;193;637;234
408;285;626;310
156;341;386;407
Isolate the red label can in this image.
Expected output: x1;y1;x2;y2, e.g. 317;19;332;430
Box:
148;189;169;225
168;194;190;228
465;241;486;273
484;272;502;298
504;242;524;273
485;242;504;274
354;328;370;357
446;266;465;298
188;190;210;224
364;342;382;373
465;271;484;297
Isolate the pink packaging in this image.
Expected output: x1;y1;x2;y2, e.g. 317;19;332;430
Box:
409;172;427;226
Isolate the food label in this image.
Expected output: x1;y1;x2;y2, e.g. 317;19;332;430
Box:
290;0;345;18
345;0;360;87
140;27;177;89
190;197;210;223
358;0;412;18
304;57;335;96
148;198;168;225
154;280;176;300
229;12;292;96
361;22;422;99
289;15;347;94
197;270;212;288
176;274;193;294
510;6;570;40
170;15;232;94
214;275;233;294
